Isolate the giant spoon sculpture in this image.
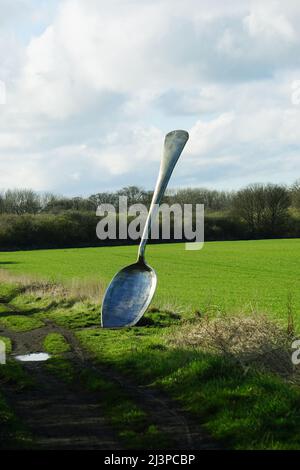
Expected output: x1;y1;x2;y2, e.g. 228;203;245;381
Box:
101;130;189;328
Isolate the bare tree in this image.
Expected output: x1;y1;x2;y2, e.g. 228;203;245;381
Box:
3;189;41;214
233;183;290;235
168;187;233;211
291;179;300;209
264;184;290;233
116;186;147;206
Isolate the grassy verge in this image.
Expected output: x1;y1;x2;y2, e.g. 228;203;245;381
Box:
76;314;300;450
0;282;22;303
0;335;12;354
46;302;100;329
0;315;44;332
43;333;70;355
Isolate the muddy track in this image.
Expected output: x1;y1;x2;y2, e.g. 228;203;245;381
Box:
3;362;121;450
1;319;218;450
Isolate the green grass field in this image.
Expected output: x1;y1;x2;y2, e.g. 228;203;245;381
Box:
1;238;300;323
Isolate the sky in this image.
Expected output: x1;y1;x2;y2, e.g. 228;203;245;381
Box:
0;0;300;196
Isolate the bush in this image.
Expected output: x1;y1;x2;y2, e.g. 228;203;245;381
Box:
0;212;99;249
0;208;298;250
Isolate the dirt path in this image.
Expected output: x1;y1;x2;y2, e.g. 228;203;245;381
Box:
1;321;218;450
49;321;217;449
4;362;121;450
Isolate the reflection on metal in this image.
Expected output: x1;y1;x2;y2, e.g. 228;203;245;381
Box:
101;262;157;328
101;130;189;328
15;352;51;362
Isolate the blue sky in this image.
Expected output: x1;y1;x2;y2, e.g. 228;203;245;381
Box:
0;0;300;196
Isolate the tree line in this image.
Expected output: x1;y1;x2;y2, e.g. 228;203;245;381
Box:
0;181;299;249
0;186;235;214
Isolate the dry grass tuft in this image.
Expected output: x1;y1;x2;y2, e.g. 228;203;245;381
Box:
0;269;104;303
0;269;40;287
66;278;105;302
170;313;296;379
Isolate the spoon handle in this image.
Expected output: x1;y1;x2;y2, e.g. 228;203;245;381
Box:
137;129;189;262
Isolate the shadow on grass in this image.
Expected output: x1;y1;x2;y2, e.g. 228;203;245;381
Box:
0;261;19;265
128;347;300;449
12;300;77;316
0;285;23;303
137;309;181;328
0;299;78;317
45;357;172;449
0;360;34;449
78;326;300;450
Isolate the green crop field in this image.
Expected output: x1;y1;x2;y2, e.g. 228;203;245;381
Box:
1;238;300;323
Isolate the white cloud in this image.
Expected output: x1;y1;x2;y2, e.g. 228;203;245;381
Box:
0;0;300;194
244;2;296;42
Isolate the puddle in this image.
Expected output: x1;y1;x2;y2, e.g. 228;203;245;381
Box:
15;352;51;362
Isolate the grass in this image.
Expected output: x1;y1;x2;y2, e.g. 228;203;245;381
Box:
46;302;100;329
43;333;70;355
9;292;57;313
0;360;34;390
45;357;76;383
0;393;31;449
0;335;12;354
0;360;34;448
77;324;300;450
0;239;300;325
77;367;171;449
0;360;34;449
0;315;44;332
0;304;13;314
0;282;21;302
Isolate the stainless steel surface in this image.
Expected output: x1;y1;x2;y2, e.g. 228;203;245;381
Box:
101;261;157;328
138;130;189;262
101;130;189;328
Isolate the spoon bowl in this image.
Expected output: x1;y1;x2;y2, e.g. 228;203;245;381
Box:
101;261;157;328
